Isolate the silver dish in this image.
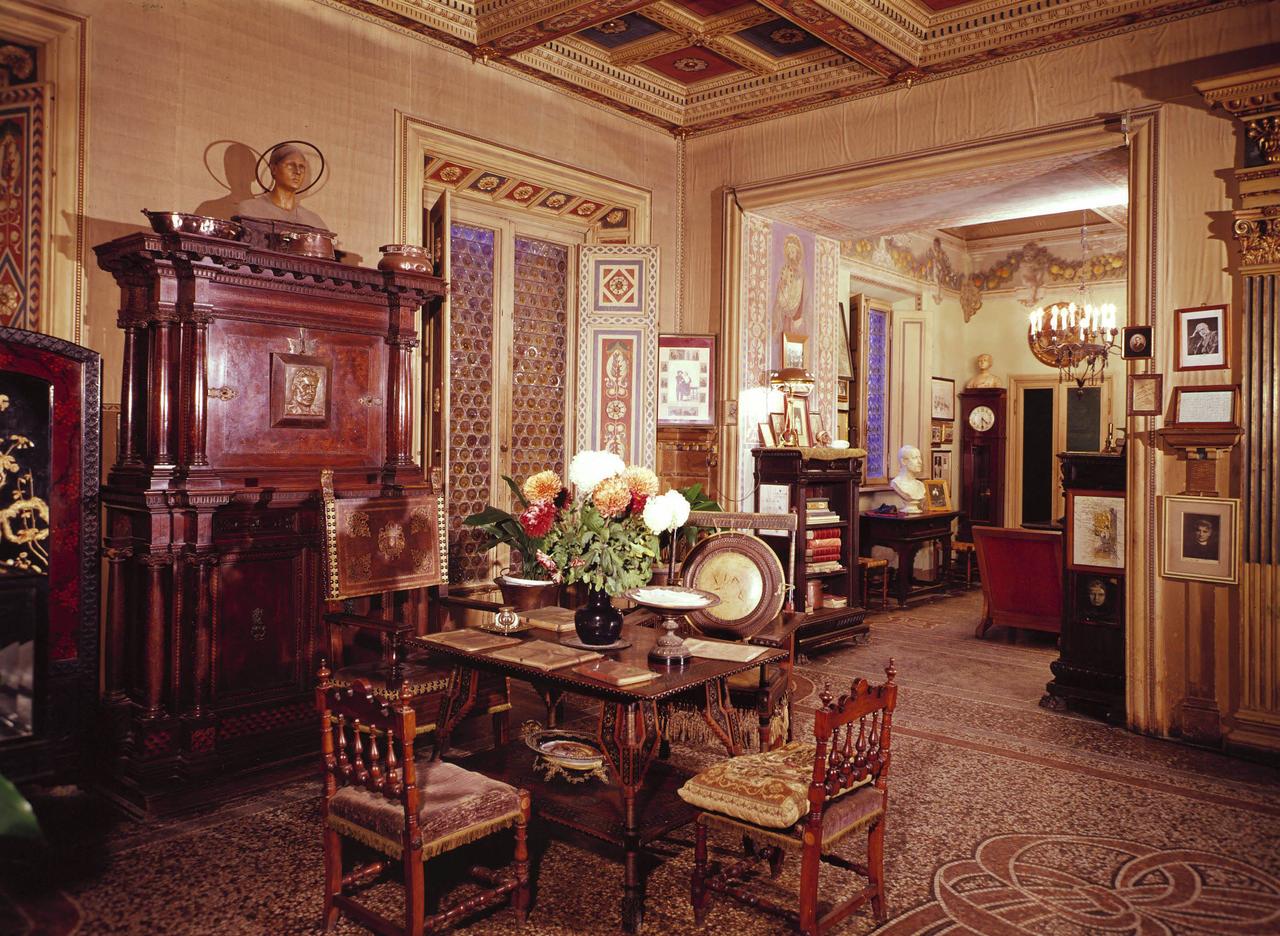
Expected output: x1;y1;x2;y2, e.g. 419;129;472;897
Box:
142;210;242;240
522;727;604;770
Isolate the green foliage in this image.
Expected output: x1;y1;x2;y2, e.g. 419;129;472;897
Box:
462;474;548;579
0;774;41;843
676;483;721;548
545;502;659;596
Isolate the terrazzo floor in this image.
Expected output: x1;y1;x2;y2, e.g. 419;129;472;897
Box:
3;590;1278;935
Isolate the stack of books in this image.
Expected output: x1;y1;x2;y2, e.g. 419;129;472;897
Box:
806;499;845;574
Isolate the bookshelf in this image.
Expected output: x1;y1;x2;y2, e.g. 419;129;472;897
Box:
753;449;869;652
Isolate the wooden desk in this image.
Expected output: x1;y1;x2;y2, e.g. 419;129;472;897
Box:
860;510;960;607
410;622;787;933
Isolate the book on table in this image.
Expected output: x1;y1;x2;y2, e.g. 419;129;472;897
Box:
573;658;660;687
420;630;523;653
682;638;767;663
485;641;602;671
522;606;578;633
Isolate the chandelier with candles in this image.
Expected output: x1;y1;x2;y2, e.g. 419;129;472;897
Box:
1028;299;1119;389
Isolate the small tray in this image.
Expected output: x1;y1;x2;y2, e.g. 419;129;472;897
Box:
559;635;632;651
523;728;605;771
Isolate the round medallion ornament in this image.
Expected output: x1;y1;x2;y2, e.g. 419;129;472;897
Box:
673;57;709;73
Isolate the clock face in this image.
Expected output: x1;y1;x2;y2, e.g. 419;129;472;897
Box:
969;405;995;432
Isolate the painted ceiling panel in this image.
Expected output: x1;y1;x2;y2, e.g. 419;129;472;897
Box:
737;17;826;56
578;13;667;48
643;45;743;82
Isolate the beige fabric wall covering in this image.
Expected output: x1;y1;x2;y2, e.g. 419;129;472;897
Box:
44;0;676;400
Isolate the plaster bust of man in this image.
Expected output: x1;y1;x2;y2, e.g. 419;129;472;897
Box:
890;445;926;514
966;353;1000;389
236;143;330;231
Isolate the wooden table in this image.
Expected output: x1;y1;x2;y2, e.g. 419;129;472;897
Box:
410;619;788;933
860;510;960;607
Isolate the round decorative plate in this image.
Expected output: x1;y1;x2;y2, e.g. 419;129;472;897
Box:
523;728;605;770
627;585;717;610
679;532;786;638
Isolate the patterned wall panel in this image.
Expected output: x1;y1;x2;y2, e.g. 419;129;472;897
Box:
575;245;659;467
448;224;496;584
511;237;569;490
0;85;45;333
865;308;890;483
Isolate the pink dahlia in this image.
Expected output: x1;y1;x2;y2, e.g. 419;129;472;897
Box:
519;500;557;538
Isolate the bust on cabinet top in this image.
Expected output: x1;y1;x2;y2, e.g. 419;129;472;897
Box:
890;445;926;514
236;143;330;231
965;353;1001;389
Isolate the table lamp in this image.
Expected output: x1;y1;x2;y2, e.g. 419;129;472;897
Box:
769;367;815;446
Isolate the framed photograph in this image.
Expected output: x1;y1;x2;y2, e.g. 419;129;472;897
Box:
1159;495;1239;584
656;334;715;426
1076;574;1123;626
942;423;954;444
781;332;807;370
837;376;850;405
758;421;777;447
269;352;332;428
1127;373;1163;417
1175;304;1228;372
931;449;951;480
924;479;951;512
807;411;828;445
786;396;812;447
1171;385;1238;427
930;377;955;421
1122;325;1153;360
1066;490;1125;573
930;424;943;445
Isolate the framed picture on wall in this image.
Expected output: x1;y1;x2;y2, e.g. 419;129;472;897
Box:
930;424;943;445
1175;304;1228;372
1066;490;1125;573
656;334;715;426
1076;574;1123;626
1127;373;1163;417
781;332;807;370
1122;325;1153;360
930;377;955;421
837;376;850;405
1159;495;1239;584
942;423;954;444
932;449;951;480
1171;385;1238;427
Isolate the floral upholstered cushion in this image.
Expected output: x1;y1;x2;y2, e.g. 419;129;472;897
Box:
677;741;817;828
327;758;522;860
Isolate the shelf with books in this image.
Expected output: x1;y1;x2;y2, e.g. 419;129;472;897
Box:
753;448;868;652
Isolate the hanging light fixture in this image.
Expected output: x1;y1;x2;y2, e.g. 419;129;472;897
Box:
1026;214;1119;390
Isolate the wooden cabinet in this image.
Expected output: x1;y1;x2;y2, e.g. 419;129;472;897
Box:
753;449;869;653
656;426;718;503
1042;451;1125;723
958;388;1007;538
95;231;442;813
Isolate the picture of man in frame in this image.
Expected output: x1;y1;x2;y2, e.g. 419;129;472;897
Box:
1187;319;1219;356
1181;513;1220;561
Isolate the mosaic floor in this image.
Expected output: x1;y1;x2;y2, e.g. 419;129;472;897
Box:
3;590;1279;935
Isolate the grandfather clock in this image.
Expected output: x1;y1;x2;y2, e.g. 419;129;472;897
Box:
959;388;1007;538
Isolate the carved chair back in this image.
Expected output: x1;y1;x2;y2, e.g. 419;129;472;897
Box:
807;660;897;815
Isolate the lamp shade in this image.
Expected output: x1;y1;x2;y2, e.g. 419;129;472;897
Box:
769;367;815;397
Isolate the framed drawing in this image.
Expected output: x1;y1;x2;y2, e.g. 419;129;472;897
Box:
768;411;788;446
1175;304;1228;372
807;412;829;445
1127;373;1163;417
930;424;943;445
269;352;332;428
786;396;812;447
837;376;850;405
1122;325;1153;360
781;332;807;370
758;421;777;447
656;334;715;427
930;377;955;421
932;449;951;480
924;479;951;512
1066;490;1125;573
1170;385;1238;427
1158;495;1239;584
1076;574;1123;626
942;423;954;444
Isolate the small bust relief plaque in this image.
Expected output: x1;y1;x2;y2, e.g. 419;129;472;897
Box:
269;352;332;428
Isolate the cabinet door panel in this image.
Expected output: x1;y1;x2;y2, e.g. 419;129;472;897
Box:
213;549;308;702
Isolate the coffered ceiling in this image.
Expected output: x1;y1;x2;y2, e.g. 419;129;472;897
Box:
328;0;1238;134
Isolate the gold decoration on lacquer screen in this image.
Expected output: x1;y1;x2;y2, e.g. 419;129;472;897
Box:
0;393;49;575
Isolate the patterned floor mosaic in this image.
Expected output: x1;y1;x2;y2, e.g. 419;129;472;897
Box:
3;590;1278;935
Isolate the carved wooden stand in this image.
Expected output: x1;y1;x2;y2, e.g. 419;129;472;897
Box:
95;231;442;813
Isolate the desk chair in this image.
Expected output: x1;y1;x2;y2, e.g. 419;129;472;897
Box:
683;661;898;935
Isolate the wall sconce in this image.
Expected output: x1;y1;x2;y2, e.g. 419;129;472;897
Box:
768;367;814;446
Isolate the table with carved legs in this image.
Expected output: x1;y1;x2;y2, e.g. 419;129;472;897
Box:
415;623;782;933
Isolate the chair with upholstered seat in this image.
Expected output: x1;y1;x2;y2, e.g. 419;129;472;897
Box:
856;556;889;609
317;663;530;935
681;660;898;935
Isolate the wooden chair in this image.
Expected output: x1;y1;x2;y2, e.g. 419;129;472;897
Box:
856;556;889;610
317;663;530;935
972;527;1062;638
951;540;978;588
685;661;898;935
320;470;511;745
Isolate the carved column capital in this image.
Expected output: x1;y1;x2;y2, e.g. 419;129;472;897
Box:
1233;208;1280;273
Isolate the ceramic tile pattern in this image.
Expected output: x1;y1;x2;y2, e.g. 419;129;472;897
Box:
509;237;569;488
4;589;1278;935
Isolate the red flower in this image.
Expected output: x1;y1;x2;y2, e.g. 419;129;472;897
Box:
519;500;557;538
629;491;648;516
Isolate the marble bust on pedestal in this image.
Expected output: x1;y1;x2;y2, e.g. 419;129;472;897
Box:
890;445;926;515
966;353;1001;389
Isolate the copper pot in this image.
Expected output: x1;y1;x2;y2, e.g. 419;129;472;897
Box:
378;244;432;273
142;210;242;240
276;227;337;260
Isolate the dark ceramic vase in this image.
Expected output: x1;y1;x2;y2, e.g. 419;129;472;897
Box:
574;587;623;645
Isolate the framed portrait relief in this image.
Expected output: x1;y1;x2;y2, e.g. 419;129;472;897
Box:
1175;304;1228;372
270;352;331;428
1159;495;1239;584
1122;325;1153;360
1066;490;1125;573
657;334;715;427
924;479;951;512
1127;373;1163;417
1171;385;1238;427
781;332;807;370
930;377;955;421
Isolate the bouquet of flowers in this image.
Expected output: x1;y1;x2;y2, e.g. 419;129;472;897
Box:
543;450;668;596
462;470;568;581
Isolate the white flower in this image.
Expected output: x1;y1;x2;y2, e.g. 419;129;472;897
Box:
642;489;691;534
568;449;625;496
